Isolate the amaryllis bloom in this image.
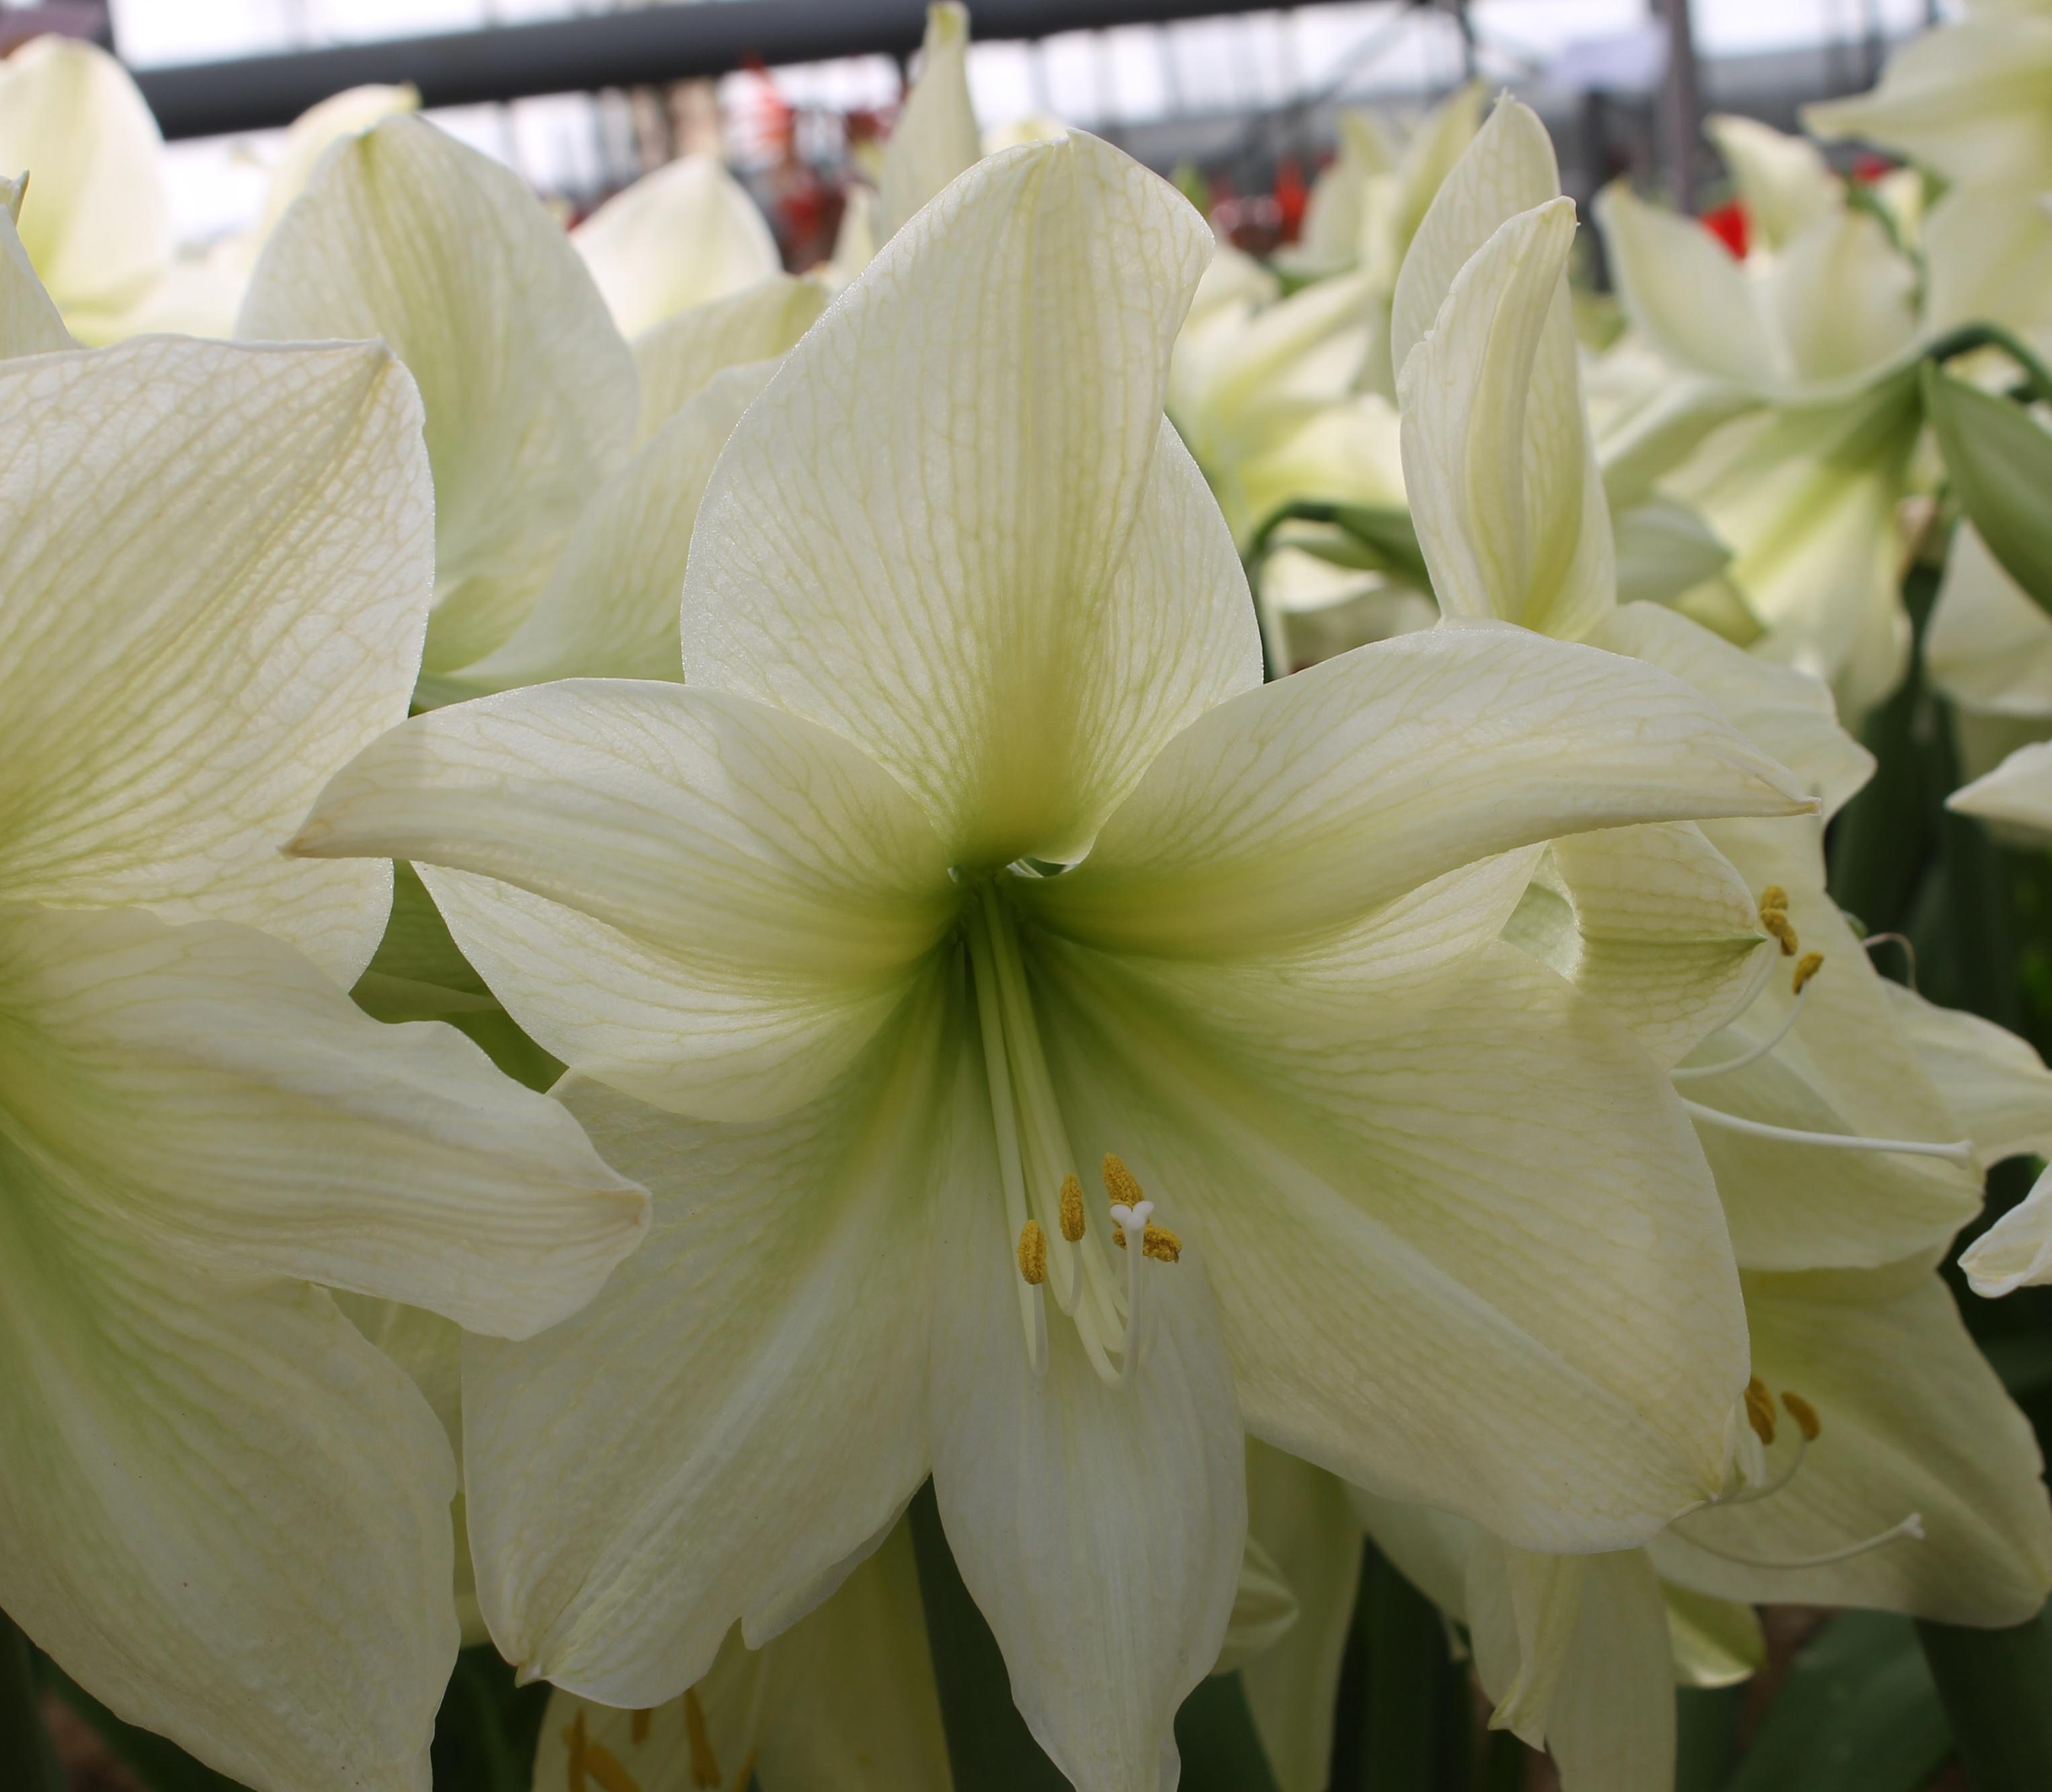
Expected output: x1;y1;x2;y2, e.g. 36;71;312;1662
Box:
296;132;1811;1787
0;221;646;1790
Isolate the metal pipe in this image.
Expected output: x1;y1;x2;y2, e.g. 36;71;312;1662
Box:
1655;0;1701;212
133;0;1358;140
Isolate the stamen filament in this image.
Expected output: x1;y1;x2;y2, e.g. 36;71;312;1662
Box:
1673;986;1814;1082
1672;1512;1925;1570
1680;1098;1974;1165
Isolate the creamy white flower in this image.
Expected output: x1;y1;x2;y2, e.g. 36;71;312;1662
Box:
295;132;1808;1789
0;244;648;1789
240;114;822;703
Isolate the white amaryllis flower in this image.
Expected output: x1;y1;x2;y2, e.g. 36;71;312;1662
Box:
0;34;414;339
294;132;1810;1787
240;114;823;704
1806;0;2052;189
0;219;648;1790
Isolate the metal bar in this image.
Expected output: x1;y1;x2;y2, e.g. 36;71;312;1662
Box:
1655;0;1700;212
132;0;1358;140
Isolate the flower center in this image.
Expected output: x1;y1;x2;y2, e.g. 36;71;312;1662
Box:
1670;887;1973;1168
961;878;1178;1385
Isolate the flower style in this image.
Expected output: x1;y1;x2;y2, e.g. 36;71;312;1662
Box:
0;216;649;1790
295;131;1813;1785
239;114;823;705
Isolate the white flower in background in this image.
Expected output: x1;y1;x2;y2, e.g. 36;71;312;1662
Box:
0;33;414;340
0;219;647;1791
1806;0;2052;189
240;114;823;705
294;132;1811;1788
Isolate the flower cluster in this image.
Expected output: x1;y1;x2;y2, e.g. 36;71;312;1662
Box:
6;7;2052;1791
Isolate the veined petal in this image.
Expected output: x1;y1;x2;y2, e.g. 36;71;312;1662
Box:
1590;601;1874;821
928;1065;1244;1792
294;681;956;1121
879;3;984;239
0;38;170;339
1704;114;1837;251
1880;979;2052;1162
1506;823;1772;1069
0;902;647;1336
0;1190;454;1792
573;153;782;341
1926;521;2052;719
254;83;421;239
682;134;1252;867
1032;935;1750;1551
630;273;825;440
239;115;636;685
1399;197;1614;640
0;335;432;985
1237;1446;1360;1792
0;185;71;356
1595;182;1779;389
1026;622;1809;961
1951;740;2052;840
463;981;962;1705
1536;1549;1677;1792
1389;94;1560;381
456;362;776;691
1653;1268;2052;1625
1962;1165;2052;1296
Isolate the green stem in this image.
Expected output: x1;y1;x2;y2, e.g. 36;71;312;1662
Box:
1918;1608;2052;1791
1924;323;2052;410
1;1610;64;1792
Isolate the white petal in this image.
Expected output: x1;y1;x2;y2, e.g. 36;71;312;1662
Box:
462;983;962;1704
239;115;637;684
630;272;824;440
879;3;984;239
1031;934;1750;1552
1951;739;2052;840
1594;181;1779;389
1611;497;1731;609
1539;1549;1678;1792
294;680;956;1121
1653;1268;2052;1625
1921;179;2052;341
0;183;70;356
0;38;170;340
1762;210;1918;390
682;134;1254;866
1399;197;1614;641
1591;601;1874;821
1880;978;2052;1162
1389;94;1560;380
0;1194;454;1792
1027;622;1809;960
256;83;421;237
1703;114;1838;251
0;335;433;985
928;1074;1245;1792
1963;1164;2052;1296
1;902;647;1336
1926;521;2052;719
1664;1586;1764;1687
455;361;776;691
573;153;783;340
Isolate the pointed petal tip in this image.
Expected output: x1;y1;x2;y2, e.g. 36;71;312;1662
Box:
513;1661;545;1687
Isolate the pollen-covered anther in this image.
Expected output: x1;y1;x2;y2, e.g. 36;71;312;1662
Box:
1059;1174;1085;1242
1103;1151;1145;1208
1743;1375;1778;1446
1017;1219;1048;1285
1781;1390;1822;1441
1141;1223;1182;1263
1792;951;1824;995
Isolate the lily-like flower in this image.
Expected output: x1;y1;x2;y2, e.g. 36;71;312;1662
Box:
0;34;414;340
295;131;1811;1787
0;218;648;1790
239;114;823;704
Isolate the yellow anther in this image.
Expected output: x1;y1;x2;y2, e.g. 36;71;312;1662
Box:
1104;1152;1145;1207
684;1688;721;1789
1763;912;1799;956
1142;1223;1182;1263
630;1708;652;1745
1059;1174;1086;1242
1759;886;1789;915
1781;1391;1821;1442
1017;1219;1048;1286
1743;1375;1778;1447
1792;952;1824;995
567;1709;588;1792
584;1742;647;1792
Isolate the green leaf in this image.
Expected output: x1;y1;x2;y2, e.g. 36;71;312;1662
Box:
1726;1612;1950;1792
1253;501;1434;591
1922;362;2052;620
1918;1604;2052;1792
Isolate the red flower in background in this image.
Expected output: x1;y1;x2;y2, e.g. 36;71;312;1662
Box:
1273;158;1308;243
1700;198;1750;259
